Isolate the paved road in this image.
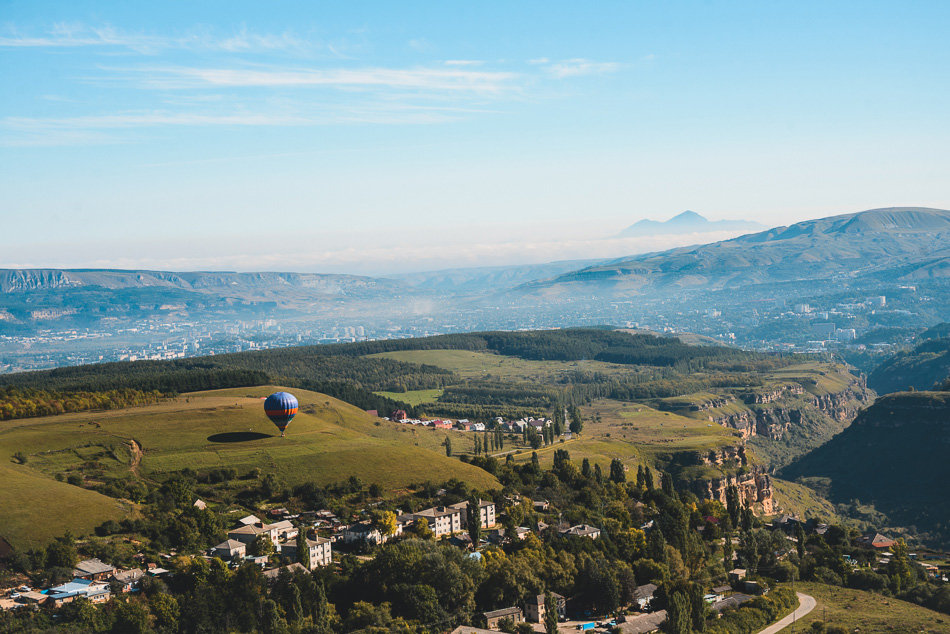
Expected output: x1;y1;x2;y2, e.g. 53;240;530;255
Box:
756;593;817;634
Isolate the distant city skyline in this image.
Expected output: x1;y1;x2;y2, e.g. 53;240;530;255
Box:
2;1;949;273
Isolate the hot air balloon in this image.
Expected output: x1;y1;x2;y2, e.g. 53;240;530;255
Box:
264;392;298;437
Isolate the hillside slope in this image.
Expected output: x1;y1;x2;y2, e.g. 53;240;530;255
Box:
781;390;950;547
868;334;950;394
0;386;497;549
526;207;950;296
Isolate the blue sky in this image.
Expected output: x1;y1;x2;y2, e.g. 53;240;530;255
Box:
1;1;948;273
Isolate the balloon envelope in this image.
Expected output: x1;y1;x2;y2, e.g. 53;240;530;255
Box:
264;392;298;435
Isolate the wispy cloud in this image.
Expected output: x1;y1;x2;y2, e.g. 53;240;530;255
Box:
545;58;621;78
121;65;520;94
0;102;496;146
0;23;315;54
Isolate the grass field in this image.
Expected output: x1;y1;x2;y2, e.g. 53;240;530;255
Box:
0;386;497;549
373;388;444;406
368;349;639;381
510;399;741;476
781;582;949;632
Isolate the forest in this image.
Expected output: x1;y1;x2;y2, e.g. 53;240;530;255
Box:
0;387;165;421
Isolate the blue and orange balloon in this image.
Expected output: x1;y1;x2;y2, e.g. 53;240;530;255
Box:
264;392;298;437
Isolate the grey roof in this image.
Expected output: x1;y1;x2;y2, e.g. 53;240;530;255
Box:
263;563;308;580
73;558;115;575
617;610;667;634
111;569;145;583
712;593;753;612
214;539;246;550
482;606;522;619
636;583;658;598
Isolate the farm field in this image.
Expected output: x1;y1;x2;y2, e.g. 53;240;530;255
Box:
781;582;949;632
0;386;497;549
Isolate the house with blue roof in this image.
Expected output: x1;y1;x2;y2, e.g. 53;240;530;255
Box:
44;578;111;608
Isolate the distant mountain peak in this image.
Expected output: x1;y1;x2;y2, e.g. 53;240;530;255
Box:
669;210;706;223
617;211;764;238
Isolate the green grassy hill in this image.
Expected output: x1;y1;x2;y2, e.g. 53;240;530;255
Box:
782;390;950;547
0;386;497;549
782;582;949;633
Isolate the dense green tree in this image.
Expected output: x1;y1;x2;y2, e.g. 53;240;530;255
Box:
544;591;559;634
609;458;626;484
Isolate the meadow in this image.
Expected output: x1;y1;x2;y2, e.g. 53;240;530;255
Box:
369;348;639;381
0;386;497;549
783;582;949;632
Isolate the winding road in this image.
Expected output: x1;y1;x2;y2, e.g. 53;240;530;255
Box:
756;592;817;634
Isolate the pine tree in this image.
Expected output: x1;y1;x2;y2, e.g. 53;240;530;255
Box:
609;458;626;484
467;497;482;547
444;437;453;457
544;592;559;634
295;529;311;570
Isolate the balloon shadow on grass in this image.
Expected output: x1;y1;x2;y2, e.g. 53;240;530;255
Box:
207;432;273;443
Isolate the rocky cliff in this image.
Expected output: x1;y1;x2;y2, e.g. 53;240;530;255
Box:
691;445;775;514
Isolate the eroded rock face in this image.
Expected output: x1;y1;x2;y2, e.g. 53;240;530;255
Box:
690;445;775;514
711;376;872;441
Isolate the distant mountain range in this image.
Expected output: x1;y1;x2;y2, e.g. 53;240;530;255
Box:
0;269;401;299
392;259;605;294
617;210;765;237
2;207;948;324
526;207;950;296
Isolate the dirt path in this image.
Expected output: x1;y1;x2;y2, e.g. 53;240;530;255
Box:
756;593;817;634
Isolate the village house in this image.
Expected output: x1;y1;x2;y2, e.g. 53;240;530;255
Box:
46;579;111;608
237;514;261;526
430;419;453;429
212;539;247;561
227;519;297;547
560;524;601;539
857;532;896;549
635;583;657;611
399;505;463;538
72;558;115;581
450;499;496;529
728;568;747;584
524;592;566;623
482;606;523;630
280;536;332;570
391;409;408;421
616;610;668;634
263;563;309;582
110;569;145;593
